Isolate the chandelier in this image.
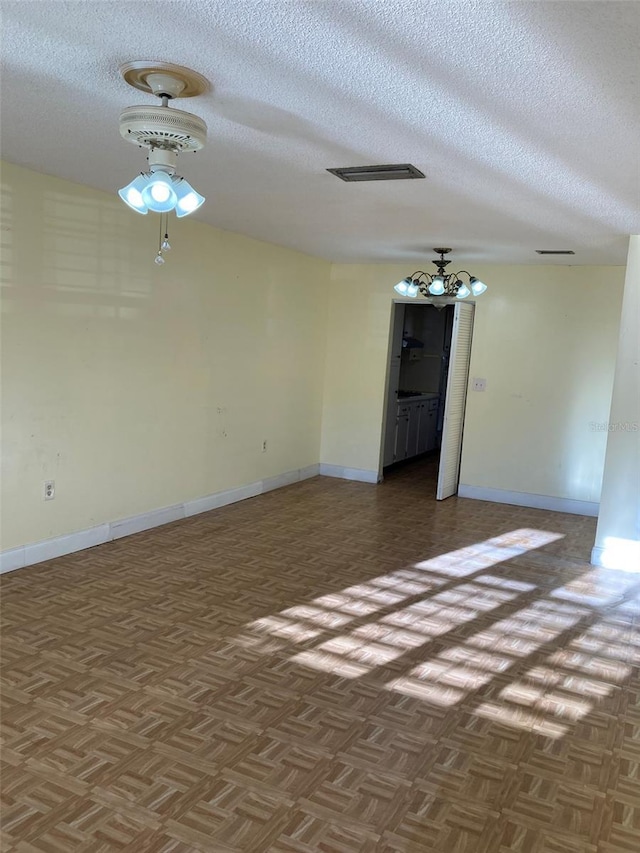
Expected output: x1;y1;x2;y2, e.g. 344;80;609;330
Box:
393;248;488;299
116;62;209;263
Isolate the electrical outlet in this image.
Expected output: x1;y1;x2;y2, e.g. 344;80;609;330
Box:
44;480;55;500
472;377;487;392
261;440;268;452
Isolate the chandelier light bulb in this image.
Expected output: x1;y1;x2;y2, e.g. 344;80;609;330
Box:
394;277;411;296
470;276;488;295
456;283;471;299
406;281;419;297
428;276;446;296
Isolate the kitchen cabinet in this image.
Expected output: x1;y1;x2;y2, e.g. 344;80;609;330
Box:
420;399;438;453
416;403;430;454
394;404;410;461
390;395;439;464
407;401;420;455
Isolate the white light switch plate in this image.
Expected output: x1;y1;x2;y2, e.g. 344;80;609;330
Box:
473;377;487;392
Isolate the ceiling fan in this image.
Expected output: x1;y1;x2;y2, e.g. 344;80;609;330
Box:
117;61;209;263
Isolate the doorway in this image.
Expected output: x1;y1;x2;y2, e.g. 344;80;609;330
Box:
379;299;475;497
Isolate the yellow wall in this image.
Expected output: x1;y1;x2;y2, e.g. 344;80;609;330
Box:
0;162;329;550
322;263;625;503
320;266;395;471
0;162;628;554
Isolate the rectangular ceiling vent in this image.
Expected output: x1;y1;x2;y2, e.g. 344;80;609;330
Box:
535;249;575;255
327;164;425;182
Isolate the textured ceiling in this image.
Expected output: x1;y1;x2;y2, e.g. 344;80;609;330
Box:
1;0;639;264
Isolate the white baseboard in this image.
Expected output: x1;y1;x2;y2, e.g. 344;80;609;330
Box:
299;464;321;481
0;547;27;574
184;483;262;517
458;484;599;517
318;464;379;484
0;464;320;575
262;470;302;493
110;505;184;540
591;546;607;568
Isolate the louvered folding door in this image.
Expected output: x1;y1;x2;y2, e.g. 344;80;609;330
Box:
436;302;475;500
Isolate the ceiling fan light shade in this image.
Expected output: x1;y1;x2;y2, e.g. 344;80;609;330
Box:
141;170;177;212
428;276;446;295
118;172;205;217
118;174;150;213
394;277;411;296
470;276;488;295
174;178;205;217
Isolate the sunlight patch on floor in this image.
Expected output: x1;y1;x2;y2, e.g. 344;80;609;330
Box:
289;576;524;676
412;529;565;577
237;530;566;659
229;527;633;737
474;701;568;738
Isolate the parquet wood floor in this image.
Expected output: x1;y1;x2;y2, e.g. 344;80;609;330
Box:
2;458;639;852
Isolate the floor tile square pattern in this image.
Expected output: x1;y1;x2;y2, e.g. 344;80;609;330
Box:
2;457;639;851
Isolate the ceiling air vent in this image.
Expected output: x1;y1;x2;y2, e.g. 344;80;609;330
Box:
327;163;425;182
535;250;575;255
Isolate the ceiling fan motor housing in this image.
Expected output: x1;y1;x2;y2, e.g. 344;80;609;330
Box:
119;104;207;155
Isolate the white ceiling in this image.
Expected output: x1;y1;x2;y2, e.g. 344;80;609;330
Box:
1;0;639;264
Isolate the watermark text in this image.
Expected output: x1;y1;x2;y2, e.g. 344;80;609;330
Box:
589;421;639;432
